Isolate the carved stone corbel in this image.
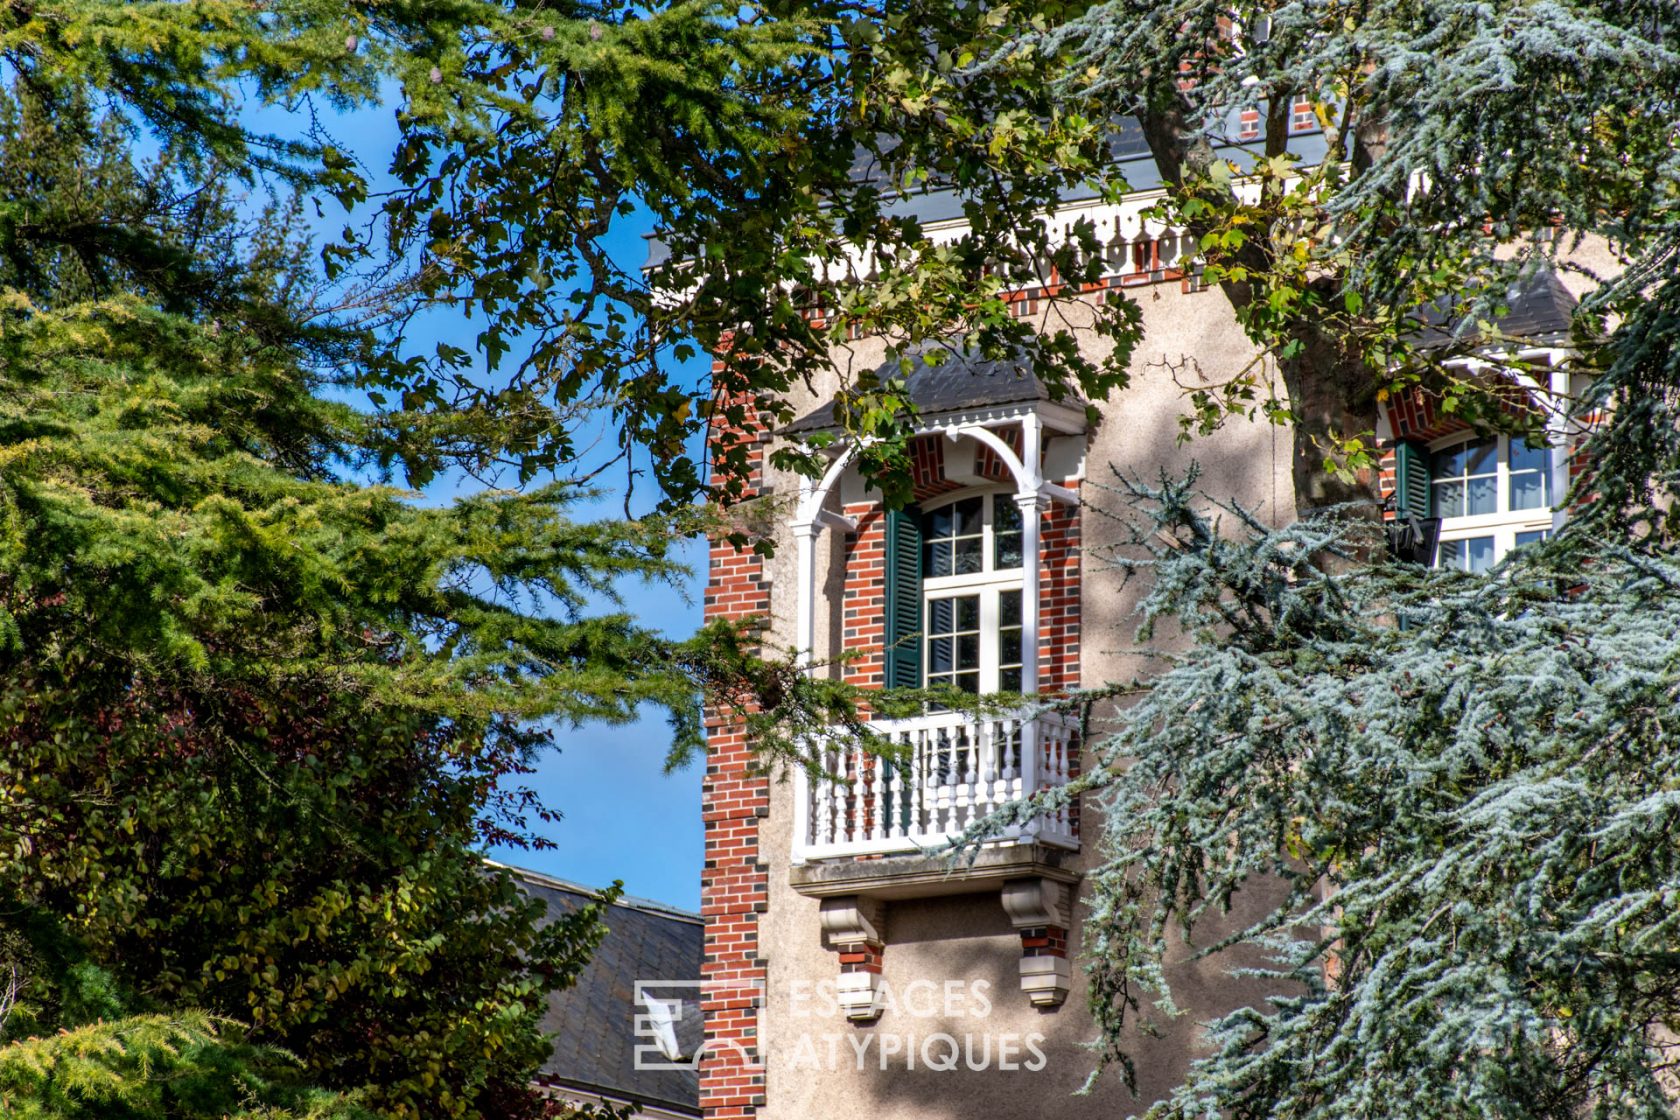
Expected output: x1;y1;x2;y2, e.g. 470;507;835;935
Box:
1001;877;1073;1008
1001;877;1071;929
820;896;886;1021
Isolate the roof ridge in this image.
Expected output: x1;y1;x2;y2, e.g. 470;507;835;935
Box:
487;859;703;924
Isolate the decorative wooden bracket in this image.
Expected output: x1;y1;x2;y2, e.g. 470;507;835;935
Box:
820;896;886;1021
1001;877;1073;1008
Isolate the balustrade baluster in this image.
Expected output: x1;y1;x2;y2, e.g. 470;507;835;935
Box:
803;752;816;848
814;745;831;846
809;750;824;847
1058;724;1076;833
831;744;851;844
1044;724;1068;834
967;728;981;832
887;743;907;840
869;748;888;841
934;728;953;835
995;720;1016;804
911;729;927;839
856;750;869;843
1061;727;1074;833
978;720;997;820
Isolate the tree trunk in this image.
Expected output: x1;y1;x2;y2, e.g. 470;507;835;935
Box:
1134;99;1385;524
1276;307;1384;518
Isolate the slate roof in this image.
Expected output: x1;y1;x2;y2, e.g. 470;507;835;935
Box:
784;339;1072;434
644;125;1331;269
1412;268;1579;348
507;865;703;1117
846;120;1152;195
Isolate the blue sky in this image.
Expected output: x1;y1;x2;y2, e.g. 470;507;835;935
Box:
248;94;709;910
486;589;706;912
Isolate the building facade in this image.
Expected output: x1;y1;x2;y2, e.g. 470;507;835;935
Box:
695;186;1606;1120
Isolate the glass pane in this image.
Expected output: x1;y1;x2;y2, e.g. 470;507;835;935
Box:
955;671;980;694
999;590;1022;627
1437;539;1465;570
1467;475;1497;516
1467;536;1495;573
956;634;980;671
1509;439;1549;475
1433;480;1465;519
1464;437;1496;475
1515;529;1550;548
999;668;1022;693
925;539;952;578
1433;443;1467;478
954;497;983;536
954;537;983;574
952;596;978;630
994;495;1022;534
928;636;953;673
1000;630;1022;665
925;505;952;539
1509;470;1547;511
994;531;1022;570
928;598;954;633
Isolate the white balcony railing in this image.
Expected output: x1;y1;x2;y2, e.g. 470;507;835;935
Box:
792;709;1079;863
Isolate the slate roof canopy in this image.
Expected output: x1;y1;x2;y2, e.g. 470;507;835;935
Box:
783;339;1075;435
1412;268;1579;348
506;865;703;1118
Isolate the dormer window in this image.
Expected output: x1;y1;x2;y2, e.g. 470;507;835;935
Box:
784;337;1086;704
782;346;1089;866
1427;434;1554;572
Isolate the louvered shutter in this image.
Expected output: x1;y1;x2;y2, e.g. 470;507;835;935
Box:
883;506;923;689
1388;440;1440;566
1393;440;1431;518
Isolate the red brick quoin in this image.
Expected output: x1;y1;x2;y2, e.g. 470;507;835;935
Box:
700;363;771;1119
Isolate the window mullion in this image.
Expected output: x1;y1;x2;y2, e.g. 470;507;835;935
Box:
1496;434;1509;516
979;588;999;694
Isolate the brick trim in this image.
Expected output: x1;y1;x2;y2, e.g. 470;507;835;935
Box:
1019;925;1069;958
1039;490;1081;698
700;364;771;1119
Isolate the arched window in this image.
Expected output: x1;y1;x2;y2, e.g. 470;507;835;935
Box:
919;492;1025;694
1429;434;1554;572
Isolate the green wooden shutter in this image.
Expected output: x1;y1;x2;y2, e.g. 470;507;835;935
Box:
1394;440;1431;519
1390;439;1441;574
883;505;923;689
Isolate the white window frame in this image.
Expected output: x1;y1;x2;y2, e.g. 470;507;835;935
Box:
920;488;1025;695
1430;431;1556;570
